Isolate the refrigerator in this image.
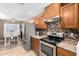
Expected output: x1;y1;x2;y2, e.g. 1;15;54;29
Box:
22;23;36;51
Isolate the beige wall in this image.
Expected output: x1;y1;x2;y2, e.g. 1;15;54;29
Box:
0;21;4;39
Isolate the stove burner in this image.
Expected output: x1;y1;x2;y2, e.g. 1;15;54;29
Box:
41;39;56;46
41;37;63;46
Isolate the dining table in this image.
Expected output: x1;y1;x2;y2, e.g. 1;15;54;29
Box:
3;32;18;47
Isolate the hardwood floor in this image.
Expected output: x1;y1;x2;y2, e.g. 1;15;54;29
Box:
0;45;36;56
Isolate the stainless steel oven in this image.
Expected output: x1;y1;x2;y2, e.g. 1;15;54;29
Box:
40;41;56;56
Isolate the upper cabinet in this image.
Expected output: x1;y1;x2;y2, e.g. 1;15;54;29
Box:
34;16;47;29
34;3;60;29
43;3;60;18
34;3;79;30
61;4;79;29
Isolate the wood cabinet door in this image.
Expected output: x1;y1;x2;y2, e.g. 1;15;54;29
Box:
61;4;79;29
57;47;76;56
34;18;41;29
35;39;40;55
44;3;60;18
32;37;40;55
34;16;47;29
32;38;36;51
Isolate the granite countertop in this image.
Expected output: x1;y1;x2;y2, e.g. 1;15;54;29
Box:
32;35;78;53
57;38;78;53
32;35;47;39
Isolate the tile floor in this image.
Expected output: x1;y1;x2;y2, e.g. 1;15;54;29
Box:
0;39;36;56
0;45;36;56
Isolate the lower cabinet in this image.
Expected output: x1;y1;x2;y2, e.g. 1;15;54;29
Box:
32;37;40;55
31;37;76;56
57;47;76;56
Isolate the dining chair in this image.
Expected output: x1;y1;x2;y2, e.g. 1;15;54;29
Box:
7;32;18;46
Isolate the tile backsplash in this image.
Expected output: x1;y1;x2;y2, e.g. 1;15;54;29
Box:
36;18;79;41
64;29;79;40
49;19;79;41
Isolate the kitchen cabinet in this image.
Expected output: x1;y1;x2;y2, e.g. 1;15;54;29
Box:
57;47;76;56
43;3;60;18
61;3;70;7
34;3;60;29
32;37;40;55
61;4;79;29
34;16;47;29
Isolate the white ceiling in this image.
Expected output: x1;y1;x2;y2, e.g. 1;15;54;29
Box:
0;3;51;21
